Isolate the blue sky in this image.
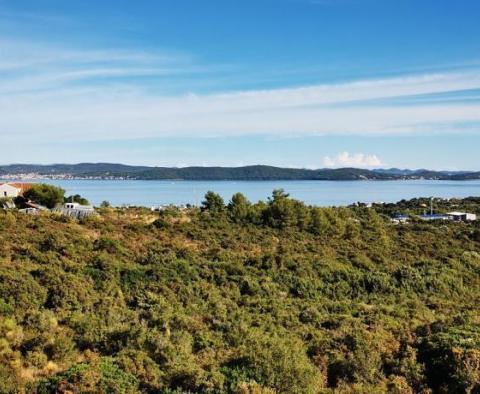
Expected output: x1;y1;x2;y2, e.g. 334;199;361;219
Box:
1;0;480;169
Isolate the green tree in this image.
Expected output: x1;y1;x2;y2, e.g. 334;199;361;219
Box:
292;199;311;230
309;208;330;235
263;189;297;229
201;191;225;213
23;184;65;208
228;193;251;223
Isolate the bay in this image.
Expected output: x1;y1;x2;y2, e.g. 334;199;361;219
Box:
17;179;480;207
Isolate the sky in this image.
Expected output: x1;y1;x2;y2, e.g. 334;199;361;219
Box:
1;0;480;169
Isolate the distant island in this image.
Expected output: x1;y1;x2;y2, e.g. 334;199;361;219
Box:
1;163;479;181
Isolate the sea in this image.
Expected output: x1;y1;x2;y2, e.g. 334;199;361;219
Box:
12;179;480;207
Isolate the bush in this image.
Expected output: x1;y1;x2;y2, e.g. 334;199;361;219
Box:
23;184;65;208
418;325;480;392
36;357;139;393
222;331;322;393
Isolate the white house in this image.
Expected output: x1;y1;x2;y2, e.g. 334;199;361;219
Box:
0;183;34;198
56;202;95;218
0;183;21;198
447;212;477;221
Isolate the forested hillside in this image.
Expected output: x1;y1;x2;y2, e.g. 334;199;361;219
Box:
1;163;479;180
1;192;480;393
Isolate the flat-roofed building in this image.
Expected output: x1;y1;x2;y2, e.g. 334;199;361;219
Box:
447;212;477;221
56;202;95;218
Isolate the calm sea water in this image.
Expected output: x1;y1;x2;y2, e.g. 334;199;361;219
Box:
17;179;480;207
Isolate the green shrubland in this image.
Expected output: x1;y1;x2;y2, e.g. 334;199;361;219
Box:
0;191;479;393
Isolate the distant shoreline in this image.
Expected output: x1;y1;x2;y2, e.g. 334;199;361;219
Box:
1;163;479;181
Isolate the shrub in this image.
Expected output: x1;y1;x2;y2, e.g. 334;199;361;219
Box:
24;184;65;208
36;357;139;393
223;331;322;393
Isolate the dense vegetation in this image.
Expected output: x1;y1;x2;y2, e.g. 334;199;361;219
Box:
23;184;66;209
1;191;480;393
20;184;89;209
1;163;479;180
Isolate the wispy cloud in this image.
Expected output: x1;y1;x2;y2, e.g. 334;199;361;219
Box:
0;39;206;93
1;39;480;143
323;152;382;168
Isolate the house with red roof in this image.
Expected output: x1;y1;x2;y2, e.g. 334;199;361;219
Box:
0;183;34;198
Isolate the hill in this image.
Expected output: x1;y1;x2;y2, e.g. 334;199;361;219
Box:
1;192;480;392
0;163;478;181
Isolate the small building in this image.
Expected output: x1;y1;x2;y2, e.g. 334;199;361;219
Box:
0;183;21;198
447;212;477;221
0;182;34;198
56;202;95;218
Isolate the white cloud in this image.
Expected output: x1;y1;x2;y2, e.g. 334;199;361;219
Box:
1;39;480;142
323;152;382;168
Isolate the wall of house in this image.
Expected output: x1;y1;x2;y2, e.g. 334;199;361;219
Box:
0;184;20;198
